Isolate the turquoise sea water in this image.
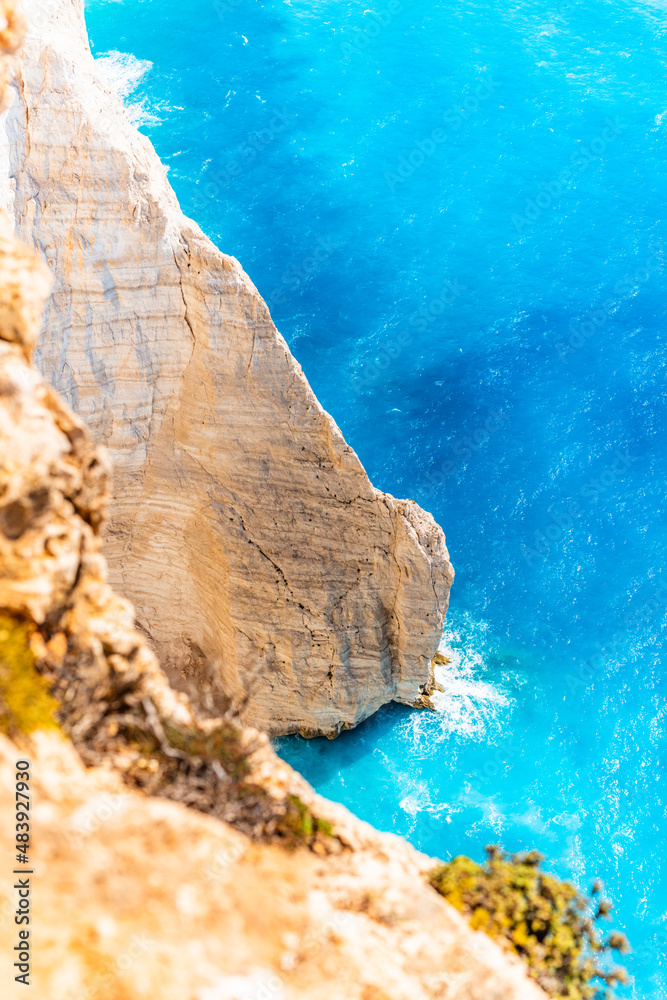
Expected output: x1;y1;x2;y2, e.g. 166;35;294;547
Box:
85;0;667;994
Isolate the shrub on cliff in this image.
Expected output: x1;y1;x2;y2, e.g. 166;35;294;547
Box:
429;846;628;1000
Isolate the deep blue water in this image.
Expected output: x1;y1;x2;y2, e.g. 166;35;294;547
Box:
85;0;667;994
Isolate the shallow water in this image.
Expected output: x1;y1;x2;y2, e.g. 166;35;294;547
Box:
85;0;667;993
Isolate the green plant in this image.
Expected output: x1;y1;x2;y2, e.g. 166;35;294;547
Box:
428;846;628;1000
0;612;59;736
163;721;251;781
274;794;334;848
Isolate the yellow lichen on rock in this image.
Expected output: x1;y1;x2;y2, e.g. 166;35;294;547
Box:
429;847;629;1000
0;611;59;736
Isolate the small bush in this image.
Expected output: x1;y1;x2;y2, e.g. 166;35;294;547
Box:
429;846;628;1000
163;721;251;781
0;612;59;736
274;794;334;848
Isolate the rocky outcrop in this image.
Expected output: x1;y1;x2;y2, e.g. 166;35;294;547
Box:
0;166;544;1000
1;0;454;736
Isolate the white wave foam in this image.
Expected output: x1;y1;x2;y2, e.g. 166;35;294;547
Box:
95;50;151;100
393;772;453;839
399;780;450;820
94;50;158;127
430;622;512;739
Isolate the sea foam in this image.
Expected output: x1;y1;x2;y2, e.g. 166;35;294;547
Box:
431;622;513;740
94;50;158;127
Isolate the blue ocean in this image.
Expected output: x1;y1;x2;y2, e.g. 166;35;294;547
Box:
85;0;667;994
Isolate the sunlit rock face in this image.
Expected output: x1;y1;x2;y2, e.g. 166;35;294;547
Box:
2;0;453;736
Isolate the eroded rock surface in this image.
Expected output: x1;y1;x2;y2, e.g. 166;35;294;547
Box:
0;203;338;837
2;0;454;736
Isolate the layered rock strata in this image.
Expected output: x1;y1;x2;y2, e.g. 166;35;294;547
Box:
0;200;333;838
2;0;454;736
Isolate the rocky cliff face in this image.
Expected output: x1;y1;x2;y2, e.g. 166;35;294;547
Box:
2;0;454;737
0;158;543;1000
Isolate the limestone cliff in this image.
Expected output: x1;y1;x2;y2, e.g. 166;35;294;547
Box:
0;172;544;1000
2;0;454;737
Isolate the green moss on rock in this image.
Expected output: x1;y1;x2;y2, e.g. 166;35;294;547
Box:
428;846;628;1000
274;794;334;848
163;721;251;781
0;612;59;736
